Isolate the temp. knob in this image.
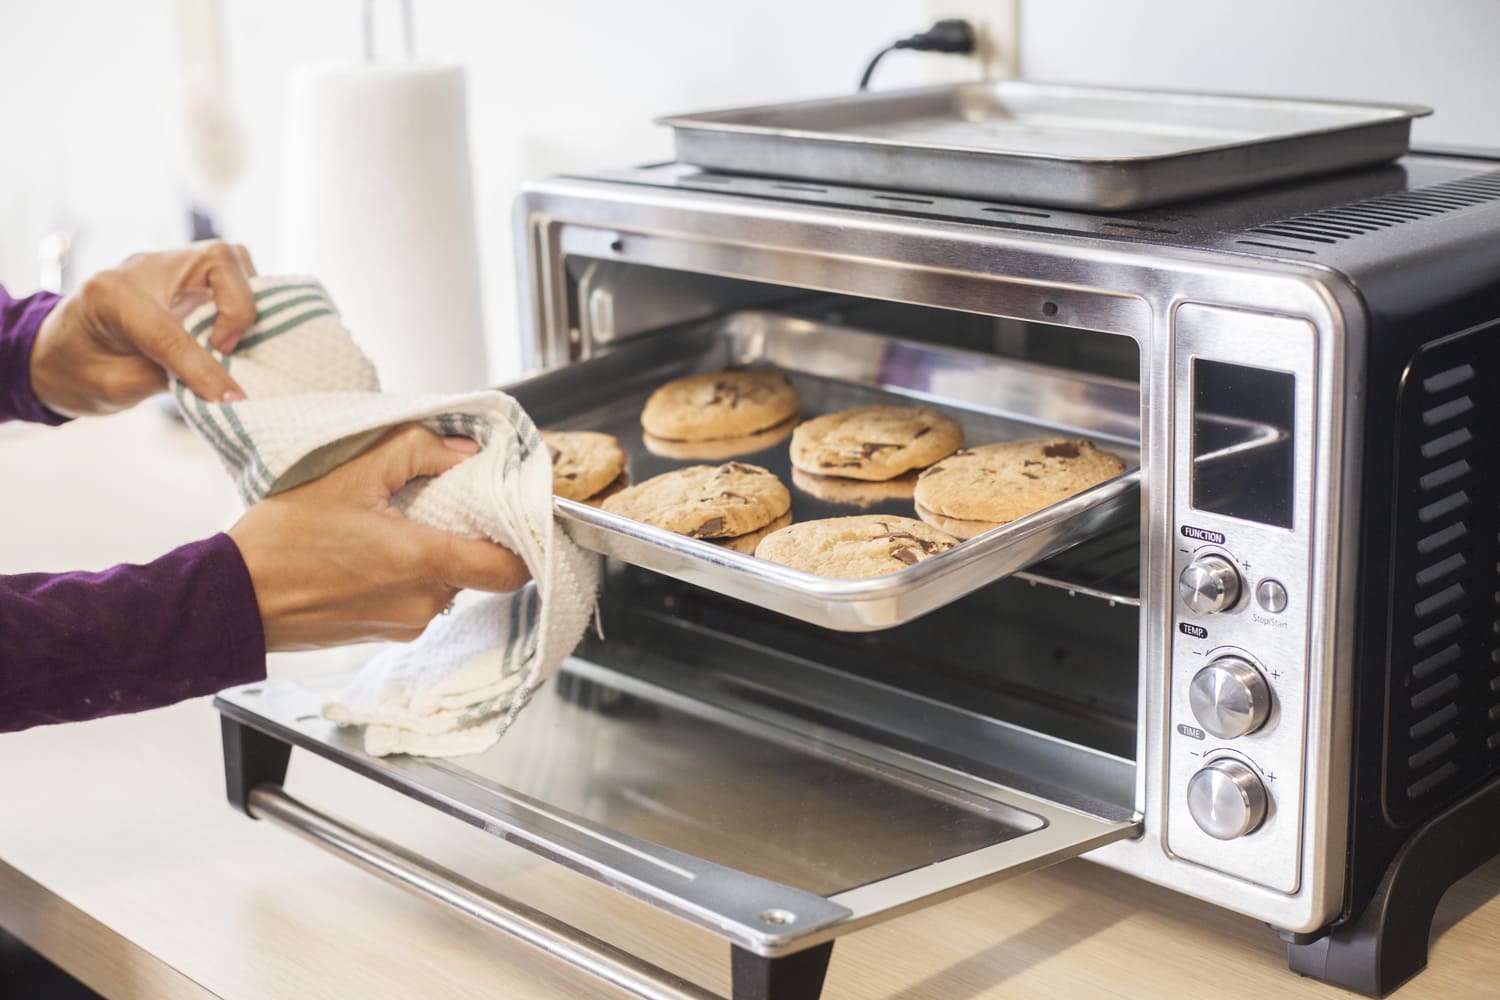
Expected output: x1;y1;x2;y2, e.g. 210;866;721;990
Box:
1187;759;1268;840
1178;554;1242;614
1189;656;1272;739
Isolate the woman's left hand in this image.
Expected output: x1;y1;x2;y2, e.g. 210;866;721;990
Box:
28;240;258;417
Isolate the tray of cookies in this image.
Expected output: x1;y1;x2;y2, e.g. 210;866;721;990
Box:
503;310;1157;631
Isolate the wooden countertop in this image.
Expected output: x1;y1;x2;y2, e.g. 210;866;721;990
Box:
3;406;1499;999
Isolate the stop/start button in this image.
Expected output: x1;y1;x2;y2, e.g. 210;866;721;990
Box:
1256;579;1289;614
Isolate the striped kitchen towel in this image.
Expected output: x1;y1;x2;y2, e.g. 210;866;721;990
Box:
177;275;599;757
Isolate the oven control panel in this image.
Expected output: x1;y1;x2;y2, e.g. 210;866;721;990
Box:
1166;305;1317;894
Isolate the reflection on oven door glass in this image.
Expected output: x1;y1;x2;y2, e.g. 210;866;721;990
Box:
1192;359;1295;529
450;676;1034;896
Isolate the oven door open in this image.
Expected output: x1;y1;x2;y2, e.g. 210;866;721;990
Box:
210;299;1180;997
215;633;1139;996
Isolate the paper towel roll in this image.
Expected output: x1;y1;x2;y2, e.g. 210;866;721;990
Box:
278;63;488;394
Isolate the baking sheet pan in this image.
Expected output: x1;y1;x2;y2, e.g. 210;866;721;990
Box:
659;82;1431;210
504;311;1152;631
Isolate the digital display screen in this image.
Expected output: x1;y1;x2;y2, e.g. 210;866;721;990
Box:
1191;360;1296;528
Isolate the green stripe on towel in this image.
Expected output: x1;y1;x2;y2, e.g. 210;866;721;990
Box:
253;281;321;302
218;402;275;498
244;293;326;328
234;307;334;353
174;383;246;497
190;283;327;339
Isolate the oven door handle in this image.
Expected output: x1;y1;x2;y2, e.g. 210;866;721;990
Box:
247;784;721;1000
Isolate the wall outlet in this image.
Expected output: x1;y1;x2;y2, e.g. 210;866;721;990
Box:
922;0;1021;80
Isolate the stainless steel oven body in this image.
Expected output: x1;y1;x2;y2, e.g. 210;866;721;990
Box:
513;151;1500;978
515;164;1368;937
215;151;1500;1000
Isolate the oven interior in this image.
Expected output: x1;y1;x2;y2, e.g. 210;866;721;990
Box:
553;254;1145;812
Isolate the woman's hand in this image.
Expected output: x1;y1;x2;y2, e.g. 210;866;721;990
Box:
228;424;531;651
29;240;257;417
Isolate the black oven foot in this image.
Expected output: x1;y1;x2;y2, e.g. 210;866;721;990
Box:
731;943;834;1000
1286;774;1500;997
220;714;292;815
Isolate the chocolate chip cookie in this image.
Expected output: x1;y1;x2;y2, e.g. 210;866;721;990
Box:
791;467;919;507
581;472;630;508
790;405;962;481
640;369;799;442
642;415;796;461
914;439;1126;524
601;461;791;539
913;503;1002;541
716;511;793;554
541;430;628;502
755;515;959;578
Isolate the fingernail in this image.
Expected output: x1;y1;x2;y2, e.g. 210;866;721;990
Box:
222;389;247;404
443;436;479;453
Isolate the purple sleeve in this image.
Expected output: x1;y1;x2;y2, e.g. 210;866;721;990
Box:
0;282;68;425
0;533;267;732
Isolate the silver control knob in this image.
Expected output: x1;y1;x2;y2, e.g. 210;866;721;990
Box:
1178;554;1242;614
1187;759;1268;840
1189;656;1272;739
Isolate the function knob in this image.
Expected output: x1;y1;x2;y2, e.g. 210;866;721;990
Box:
1187;758;1268;840
1188;656;1272;739
1178;554;1242;614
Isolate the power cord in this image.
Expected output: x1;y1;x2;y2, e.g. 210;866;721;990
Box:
858;18;977;91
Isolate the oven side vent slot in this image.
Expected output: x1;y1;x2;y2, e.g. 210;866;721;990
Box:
1384;322;1500;826
1243;168;1500;247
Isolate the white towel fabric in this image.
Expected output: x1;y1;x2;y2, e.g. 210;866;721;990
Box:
176;275;599;757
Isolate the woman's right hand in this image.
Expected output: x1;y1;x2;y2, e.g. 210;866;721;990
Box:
227;424;530;650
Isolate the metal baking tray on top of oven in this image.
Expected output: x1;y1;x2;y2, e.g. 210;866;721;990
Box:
658;81;1431;210
505;311;1277;631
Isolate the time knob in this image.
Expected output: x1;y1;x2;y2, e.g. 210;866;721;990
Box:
1187;758;1268;840
1178;554;1242;614
1189;656;1272;739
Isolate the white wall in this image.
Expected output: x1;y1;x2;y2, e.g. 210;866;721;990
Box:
0;0;937;378
1014;0;1500;148
4;1;1496;380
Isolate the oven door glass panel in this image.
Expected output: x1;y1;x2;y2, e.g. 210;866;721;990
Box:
441;673;1031;898
217;659;1139;952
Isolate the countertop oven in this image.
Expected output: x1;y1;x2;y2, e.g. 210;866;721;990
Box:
217;142;1500;999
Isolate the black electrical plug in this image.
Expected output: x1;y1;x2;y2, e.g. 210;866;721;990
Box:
859;19;978;91
895;19;977;54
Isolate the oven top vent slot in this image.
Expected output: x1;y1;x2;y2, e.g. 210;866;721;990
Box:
1240;168;1500;250
618;163;1218;241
